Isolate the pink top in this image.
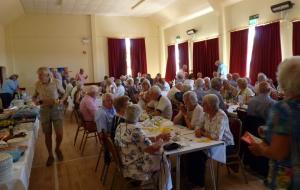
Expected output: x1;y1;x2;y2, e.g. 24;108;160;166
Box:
75;73;88;84
79;95;98;121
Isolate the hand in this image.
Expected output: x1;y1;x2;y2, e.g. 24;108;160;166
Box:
257;126;266;138
157;133;171;142
179;104;187;115
195;128;202;138
248;142;266;157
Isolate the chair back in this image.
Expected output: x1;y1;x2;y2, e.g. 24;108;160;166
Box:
77;110;97;132
102;133;123;172
229;118;242;155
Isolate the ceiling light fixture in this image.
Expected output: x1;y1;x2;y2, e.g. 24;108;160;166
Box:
271;1;294;13
131;0;146;10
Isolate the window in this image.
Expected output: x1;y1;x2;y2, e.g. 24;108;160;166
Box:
125;38;132;76
175;42;180;74
246;26;256;77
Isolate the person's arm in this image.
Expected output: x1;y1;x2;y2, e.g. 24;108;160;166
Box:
173;111;183;125
249;135;290;160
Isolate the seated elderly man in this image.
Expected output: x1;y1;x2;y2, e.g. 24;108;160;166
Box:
114;79;125;97
194;78;206;104
95;93;116;133
247;81;276;120
205;77;227;111
115;104;172;189
254;73;268;93
79;85;99;121
186;94;234;190
173;91;204;129
147;86;172;120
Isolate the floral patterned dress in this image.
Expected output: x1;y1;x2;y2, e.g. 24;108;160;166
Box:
114;123;161;181
265;99;300;190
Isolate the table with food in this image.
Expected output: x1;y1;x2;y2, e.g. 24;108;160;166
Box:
0;99;39;190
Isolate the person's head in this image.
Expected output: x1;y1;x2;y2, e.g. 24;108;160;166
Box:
87;85;99;98
9;74;18;81
203;94;219;115
115;79;122;87
80;68;84;74
182;64;188;71
76;82;83;90
176;72;184;80
71;79;77;87
149;85;162;100
215;60;221;66
102;93;114;109
106;78;113;86
113;96;130;115
137;72;142;77
194;78;205;89
175;82;183;91
134;78;139;85
141;79;151;91
188;73;194;80
197;72;203;79
204;77;211;89
222;80;230;89
232;73;240;81
156;73;161;79
37;67;52;83
258;81;271;95
227;73;232;81
237;78;248;90
213;71;219;78
277;56;300;98
125;104;142;124
182;84;192;93
126;78;134;86
211;77;223;91
183;91;198;111
257;73;267;83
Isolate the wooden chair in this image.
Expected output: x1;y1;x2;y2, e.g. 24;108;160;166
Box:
73;109;84;146
216;118;248;185
77;111;98;154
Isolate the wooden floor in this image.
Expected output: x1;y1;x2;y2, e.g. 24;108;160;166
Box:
29;111;267;190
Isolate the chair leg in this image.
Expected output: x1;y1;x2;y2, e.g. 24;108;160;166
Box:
216;162;220;190
73;126;81;146
81;133;88;154
226;165;231;175
79;131;86;150
239;159;248;184
95;146;103;172
111;171;117;190
102;163;110;185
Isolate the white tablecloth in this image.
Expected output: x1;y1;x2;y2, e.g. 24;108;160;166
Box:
0;119;40;190
227;104;248;118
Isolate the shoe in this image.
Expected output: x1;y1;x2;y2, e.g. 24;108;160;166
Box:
55;149;64;161
46;156;54;167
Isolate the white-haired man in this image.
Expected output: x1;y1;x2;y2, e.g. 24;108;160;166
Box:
167;82;183;105
194;78;206;104
79;85;99;122
147;86;172;120
33;67;67;166
173;91;204;129
95;93;116;133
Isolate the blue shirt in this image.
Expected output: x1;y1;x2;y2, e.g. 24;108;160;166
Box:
94;106;116;133
194;88;206;104
247;94;276;120
217;63;227;78
1;79;18;94
205;89;226;111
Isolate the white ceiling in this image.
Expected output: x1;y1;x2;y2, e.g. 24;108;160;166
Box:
19;0;178;16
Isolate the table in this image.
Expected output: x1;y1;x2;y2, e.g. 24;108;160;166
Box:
227;104;248;118
0;119;40;190
143;123;226;190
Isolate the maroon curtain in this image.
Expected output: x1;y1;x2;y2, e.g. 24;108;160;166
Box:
293;21;300;56
193;41;207;78
250;22;282;83
108;38;127;78
165;45;176;82
130;38;147;77
178;42;189;73
206;38;219;78
229;29;248;77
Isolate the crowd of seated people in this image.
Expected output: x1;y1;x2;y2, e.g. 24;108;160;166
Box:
58;57;300;190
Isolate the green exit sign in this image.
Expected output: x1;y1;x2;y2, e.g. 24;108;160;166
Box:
249;14;259;26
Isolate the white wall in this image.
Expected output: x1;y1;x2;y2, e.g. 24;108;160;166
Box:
5;14;93;92
93;16;161;82
0;25;7;68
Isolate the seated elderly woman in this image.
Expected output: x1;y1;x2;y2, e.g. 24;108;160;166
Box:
138;79;151;109
114;79;125;97
247;81;276;121
186;94;234;190
115;104;172;189
147;86;172;120
203;77;211;91
126;78;139;103
249;56;300;190
173;91;204;129
237;78;255;104
221;79;238;101
194;78;206;105
105;78;116;94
